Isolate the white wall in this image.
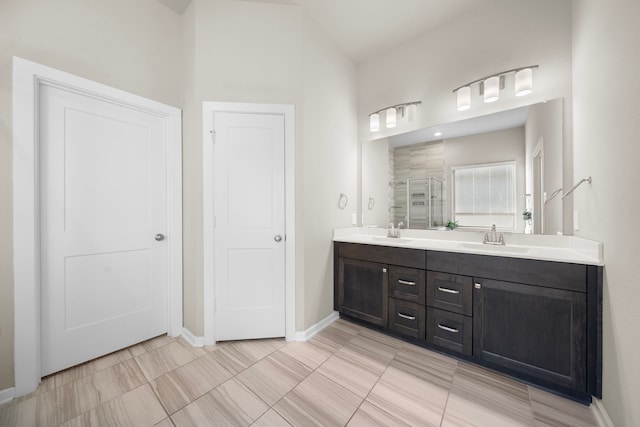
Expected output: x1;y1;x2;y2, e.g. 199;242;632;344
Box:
181;0;357;334
572;1;640;425
0;0;183;392
525;99;564;235
301;15;358;328
357;0;572;139
181;0;304;337
361;138;390;227
0;0;357;393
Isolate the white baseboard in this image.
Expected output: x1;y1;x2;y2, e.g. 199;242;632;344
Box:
181;327;205;347
295;311;339;342
0;387;15;405
591;398;615;427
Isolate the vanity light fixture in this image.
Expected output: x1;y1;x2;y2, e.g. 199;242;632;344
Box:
453;65;539;110
368;101;422;132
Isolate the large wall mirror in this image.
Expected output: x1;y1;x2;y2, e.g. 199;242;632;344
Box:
361;98;564;235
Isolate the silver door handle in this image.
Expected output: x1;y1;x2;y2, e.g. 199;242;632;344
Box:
474;283;482;289
438;286;460;294
398;280;416;286
274;235;283;242
155;234;165;241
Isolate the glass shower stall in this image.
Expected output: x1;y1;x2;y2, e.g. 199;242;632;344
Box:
388;177;445;229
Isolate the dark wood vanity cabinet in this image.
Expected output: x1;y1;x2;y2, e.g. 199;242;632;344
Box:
337;257;388;326
473;278;587;392
335;242;426;338
334;241;603;402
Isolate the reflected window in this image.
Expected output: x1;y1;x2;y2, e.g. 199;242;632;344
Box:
452;162;516;229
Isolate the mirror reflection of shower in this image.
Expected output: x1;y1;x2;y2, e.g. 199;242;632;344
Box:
388;177;444;229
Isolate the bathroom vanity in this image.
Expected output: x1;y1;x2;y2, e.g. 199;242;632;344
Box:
333;228;603;403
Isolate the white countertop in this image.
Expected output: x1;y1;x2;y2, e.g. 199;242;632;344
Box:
333;227;603;266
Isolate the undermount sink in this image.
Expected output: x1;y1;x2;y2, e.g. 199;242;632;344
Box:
459;242;531;254
371;236;414;244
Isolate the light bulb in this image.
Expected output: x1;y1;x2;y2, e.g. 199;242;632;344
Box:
515;68;533;96
406;104;417;121
369;113;380;132
386;107;397;128
484;76;500;103
457;86;471;111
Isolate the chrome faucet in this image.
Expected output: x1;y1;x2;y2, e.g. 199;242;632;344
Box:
387;222;404;238
483;224;505;245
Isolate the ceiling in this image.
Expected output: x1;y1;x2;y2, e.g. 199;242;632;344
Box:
157;0;490;63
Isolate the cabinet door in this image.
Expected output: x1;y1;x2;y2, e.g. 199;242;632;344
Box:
338;258;388;326
473;278;587;391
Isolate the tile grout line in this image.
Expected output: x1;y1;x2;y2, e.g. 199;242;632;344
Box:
133;354;173;424
265;329;363;425
321;328;401;426
437;359;460;427
202;339;287;424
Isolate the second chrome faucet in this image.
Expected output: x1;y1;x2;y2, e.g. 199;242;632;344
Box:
483;224;505;245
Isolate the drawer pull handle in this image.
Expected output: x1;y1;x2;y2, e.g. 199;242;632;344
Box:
437;324;459;333
398;313;416;321
438;286;460;294
398;279;416;286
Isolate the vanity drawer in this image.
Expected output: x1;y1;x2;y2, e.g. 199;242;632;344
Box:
388;298;425;339
426;271;473;316
389;266;426;304
426;308;472;356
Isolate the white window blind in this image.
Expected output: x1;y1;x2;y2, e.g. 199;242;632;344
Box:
452;162;516;228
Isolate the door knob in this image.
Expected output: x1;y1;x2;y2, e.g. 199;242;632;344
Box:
155;234;165;241
274;235;283;242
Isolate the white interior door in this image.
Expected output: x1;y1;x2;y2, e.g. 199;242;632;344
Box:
40;84;169;376
213;112;285;341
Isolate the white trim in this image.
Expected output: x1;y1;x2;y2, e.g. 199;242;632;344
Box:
202;102;296;345
12;57;183;397
181;328;206;347
0;387;15;405
295;311;339;342
591;398;615;427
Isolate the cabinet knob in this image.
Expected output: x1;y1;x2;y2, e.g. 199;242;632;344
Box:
382;268;387;273
474;283;482;289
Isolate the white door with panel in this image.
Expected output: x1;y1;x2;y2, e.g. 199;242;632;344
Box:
40;84;169;376
213;112;286;341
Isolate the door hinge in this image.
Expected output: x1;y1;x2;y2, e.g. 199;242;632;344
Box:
209;130;216;143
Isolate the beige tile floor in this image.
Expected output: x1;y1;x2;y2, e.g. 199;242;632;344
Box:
0;319;599;427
